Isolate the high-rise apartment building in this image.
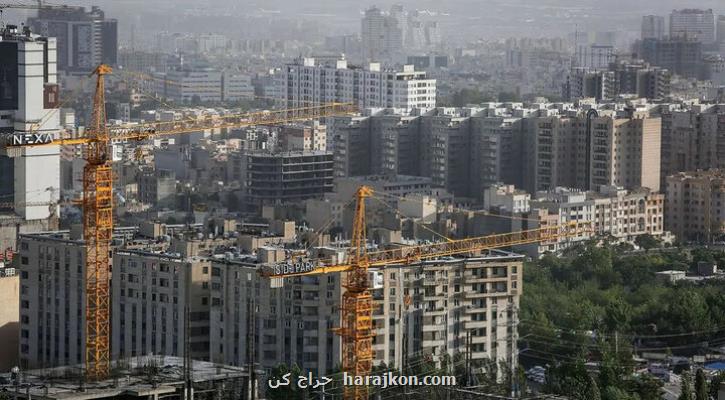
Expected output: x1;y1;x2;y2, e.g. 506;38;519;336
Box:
154;69;252;103
28;6;117;74
361;6;404;64
17;227;524;376
0;25;61;222
330;108;523;199
637;37;704;79
521;186;665;257
610;60;671;99
567;62;671;101
718;16;725;44
17;228;153;369
666;170;725;241
659;104;725;190
227;150;335;213
277;57;436;112
18;231;89;369
669;9;716;44
575;45;615;70
524;111;662;193
642;15;666;40
565;68;617;101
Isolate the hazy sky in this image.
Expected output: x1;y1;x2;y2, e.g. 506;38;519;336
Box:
7;0;725;40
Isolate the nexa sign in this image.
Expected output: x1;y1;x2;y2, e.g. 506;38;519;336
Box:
9;133;54;146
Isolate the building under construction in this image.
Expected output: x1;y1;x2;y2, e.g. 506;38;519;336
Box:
1;356;255;400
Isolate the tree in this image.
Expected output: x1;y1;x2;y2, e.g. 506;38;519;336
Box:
603;299;632;333
266;364;304;400
709;371;725;400
585;374;601;400
695;369;707;400
678;372;693;400
629;373;664;400
602;386;636;400
635;234;660;251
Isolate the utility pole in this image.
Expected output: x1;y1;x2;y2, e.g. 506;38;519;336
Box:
465;330;471;387
246;297;257;400
615;331;619;356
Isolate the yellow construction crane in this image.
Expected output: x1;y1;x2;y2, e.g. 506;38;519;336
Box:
264;186;591;400
2;64;354;381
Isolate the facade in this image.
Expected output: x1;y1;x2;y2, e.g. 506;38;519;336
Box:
154;69;251;103
138;168;176;208
610;60;671;99
0;275;19;370
155;69;222;103
277;57;436;112
567;62;671;101
228;150;335;212
522;111;661;194
669;9;716;44
566;68;617;101
279;122;327;152
27;6;117;74
642;15;665;40
575;45;615;70
111;251;206;361
222;72;254;102
330;108;523;200
361;6;403;64
367;252;523;370
637;37;704;79
17;232;87;369
487;186;666;257
659;104;725;190
666;170;725;241
112;247;527;374
0;25;61;222
718;16;725;44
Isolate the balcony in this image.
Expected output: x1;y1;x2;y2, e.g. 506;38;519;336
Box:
465;321;488;329
423;324;443;333
422;338;445;348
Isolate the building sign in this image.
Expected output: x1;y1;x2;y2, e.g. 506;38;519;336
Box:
273;261;316;276
8;133;53;146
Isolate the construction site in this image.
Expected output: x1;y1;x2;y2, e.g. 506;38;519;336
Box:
0;356;255;400
0;3;588;400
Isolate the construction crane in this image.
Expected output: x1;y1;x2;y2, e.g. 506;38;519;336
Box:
264;186;591;400
1;64;355;381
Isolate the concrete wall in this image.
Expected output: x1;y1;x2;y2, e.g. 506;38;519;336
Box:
0;276;19;371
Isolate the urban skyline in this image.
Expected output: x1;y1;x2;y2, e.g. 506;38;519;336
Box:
1;2;725;400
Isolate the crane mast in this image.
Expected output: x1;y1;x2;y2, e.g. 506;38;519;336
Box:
337;186;374;400
83;65;113;380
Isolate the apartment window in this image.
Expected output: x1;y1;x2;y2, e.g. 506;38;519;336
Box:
203;267;209;274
